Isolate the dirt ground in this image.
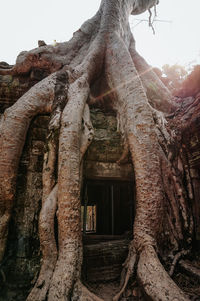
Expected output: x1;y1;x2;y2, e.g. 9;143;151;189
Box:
86;252;200;301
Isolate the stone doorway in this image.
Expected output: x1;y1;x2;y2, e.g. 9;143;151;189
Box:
82;179;135;283
81;180;134;236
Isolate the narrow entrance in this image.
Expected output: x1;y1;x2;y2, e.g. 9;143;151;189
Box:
82;179;135;284
81;180;134;236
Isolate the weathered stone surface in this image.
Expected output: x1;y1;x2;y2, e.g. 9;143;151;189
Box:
0;114;47;300
0;72;48;113
86;109;124;163
83;238;129;282
85;161;134;180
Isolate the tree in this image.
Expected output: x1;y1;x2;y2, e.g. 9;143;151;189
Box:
0;0;199;300
175;64;200;97
162;64;187;90
153;65;188;91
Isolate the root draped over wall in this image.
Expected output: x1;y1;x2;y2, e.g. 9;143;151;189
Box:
0;0;198;300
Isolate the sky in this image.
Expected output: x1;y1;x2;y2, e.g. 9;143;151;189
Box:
0;0;200;69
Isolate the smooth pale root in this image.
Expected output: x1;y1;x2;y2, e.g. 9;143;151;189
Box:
47;24;104;298
0;73;56;262
48;77;90;300
103;3;190;299
105;32;163;249
26;13;104;299
27;102;62;301
105;32;173;300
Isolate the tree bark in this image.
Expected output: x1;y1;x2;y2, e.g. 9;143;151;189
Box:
0;0;198;300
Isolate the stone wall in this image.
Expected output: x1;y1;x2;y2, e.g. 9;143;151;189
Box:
0;68;48;113
84;108;134;180
1;72;200;299
0;114;49;300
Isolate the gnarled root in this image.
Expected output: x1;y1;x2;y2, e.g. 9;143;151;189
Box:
45;26;105;299
169;250;190;277
105;29;190;301
113;243;136;301
137;245;189;301
72;281;104;301
179;260;200;281
0;8;102;77
1;2;196;300
48;75;91;300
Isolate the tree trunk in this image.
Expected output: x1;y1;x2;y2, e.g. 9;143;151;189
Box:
0;0;199;300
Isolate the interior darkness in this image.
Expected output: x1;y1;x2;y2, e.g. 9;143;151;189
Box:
82;180;135;236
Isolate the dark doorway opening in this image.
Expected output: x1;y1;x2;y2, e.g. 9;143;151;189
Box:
81;180;134;236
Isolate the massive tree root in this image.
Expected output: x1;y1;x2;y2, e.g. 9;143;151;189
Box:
0;0;196;300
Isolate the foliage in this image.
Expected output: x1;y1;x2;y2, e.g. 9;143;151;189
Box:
153;64;188;91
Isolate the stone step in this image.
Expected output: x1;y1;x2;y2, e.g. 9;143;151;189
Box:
83;238;129;282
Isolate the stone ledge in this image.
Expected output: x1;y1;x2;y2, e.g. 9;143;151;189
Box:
84;161;134;180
